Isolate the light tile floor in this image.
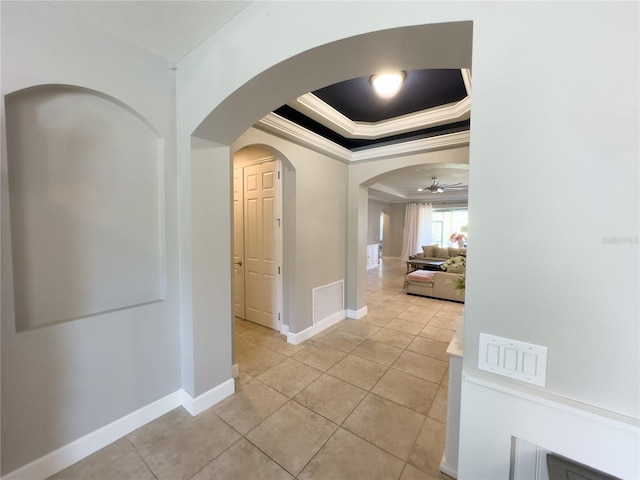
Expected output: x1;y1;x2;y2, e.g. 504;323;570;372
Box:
50;259;462;480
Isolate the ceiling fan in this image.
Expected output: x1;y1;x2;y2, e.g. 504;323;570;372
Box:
419;177;468;194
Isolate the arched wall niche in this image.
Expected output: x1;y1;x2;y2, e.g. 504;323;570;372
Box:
5;84;165;332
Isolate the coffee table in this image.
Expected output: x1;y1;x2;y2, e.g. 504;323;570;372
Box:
406;258;445;273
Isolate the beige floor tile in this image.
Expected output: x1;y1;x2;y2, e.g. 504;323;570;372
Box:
298;428;404;480
439;302;464;313
362;312;394;327
258;335;307;356
432;308;459;319
407;336;450;362
386;318;425;335
407;418;446;478
370;327;416;349
351;339;403;367
388;294;418;305
400;463;442;480
191;438;293;480
212;381;288;434
127;407;193;457
392;351;448;384
428;316;456;330
418;325;454;343
140;413;241;480
294;374;367;424
376;304;408;317
371;369;439;416
326;355;388;390
257;357;322;397
246;401;337;476
48;439;152;480
337;319;381;339
413;297;445;308
292;343;347;371
343;393;425;460
314;329;365;353
396;310;434;325
427;387;448;423
406;304;440;316
235;337;259;355
237;346;287;376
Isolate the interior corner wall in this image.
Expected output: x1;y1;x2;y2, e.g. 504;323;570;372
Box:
1;3;180;475
387;203;406;258
367;199;389;245
231;127;348;335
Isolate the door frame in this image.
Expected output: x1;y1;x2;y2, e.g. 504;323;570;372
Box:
232;154;283;331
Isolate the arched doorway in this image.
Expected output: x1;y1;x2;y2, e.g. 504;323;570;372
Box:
183;21;473;397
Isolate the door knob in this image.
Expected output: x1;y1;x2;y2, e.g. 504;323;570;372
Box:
234;261;243;266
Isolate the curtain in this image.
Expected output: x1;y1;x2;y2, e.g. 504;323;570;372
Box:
400;203;433;261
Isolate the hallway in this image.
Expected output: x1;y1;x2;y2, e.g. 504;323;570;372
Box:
50;260;460;480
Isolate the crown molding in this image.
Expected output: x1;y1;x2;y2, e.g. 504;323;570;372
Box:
290;94;470;140
256;113;470;163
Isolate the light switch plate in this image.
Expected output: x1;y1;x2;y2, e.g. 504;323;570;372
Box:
478;333;548;386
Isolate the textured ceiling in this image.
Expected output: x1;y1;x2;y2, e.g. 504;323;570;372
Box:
50;1;251;62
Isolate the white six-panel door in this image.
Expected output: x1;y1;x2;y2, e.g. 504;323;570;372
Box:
243;160;280;329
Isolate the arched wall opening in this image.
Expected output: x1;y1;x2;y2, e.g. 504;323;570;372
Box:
183;21;473;396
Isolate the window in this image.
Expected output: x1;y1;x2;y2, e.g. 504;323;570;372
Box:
432;208;468;247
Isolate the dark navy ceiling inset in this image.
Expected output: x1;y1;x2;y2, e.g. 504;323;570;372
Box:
313;69;466;122
274;105;471;151
269;68;470;153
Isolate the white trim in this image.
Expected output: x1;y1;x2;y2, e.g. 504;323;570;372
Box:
180;378;235;416
439;454;458;479
347;306;368;319
232;363;239;378
1;390;184;480
279;323;289;336
256;114;470;163
1;379;238;480
461;68;472;97
257;113;352;162
286;310;345;345
459;372;640;479
289;93;470;140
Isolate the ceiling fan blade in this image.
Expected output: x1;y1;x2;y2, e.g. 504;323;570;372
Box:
441;182;463;187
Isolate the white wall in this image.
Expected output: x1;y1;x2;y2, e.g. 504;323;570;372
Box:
2;1;638;477
176;1;638;477
1;2;180;475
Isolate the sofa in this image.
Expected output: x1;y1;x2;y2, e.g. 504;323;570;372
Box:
404;269;465;303
404;244;466;302
409;244;466;262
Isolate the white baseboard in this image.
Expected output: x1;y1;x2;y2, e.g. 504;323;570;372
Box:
1;390;184;480
286;310;345;345
181;378;235;416
280;323;289;336
346;306;367;319
440;453;458;479
2;380;236;480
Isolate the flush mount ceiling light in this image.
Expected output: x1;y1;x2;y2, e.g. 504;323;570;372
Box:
370;71;405;99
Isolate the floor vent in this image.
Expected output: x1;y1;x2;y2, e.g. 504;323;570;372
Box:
312;280;344;325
